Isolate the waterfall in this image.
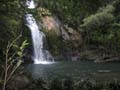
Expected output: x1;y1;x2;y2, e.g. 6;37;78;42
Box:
25;0;54;64
26;0;35;9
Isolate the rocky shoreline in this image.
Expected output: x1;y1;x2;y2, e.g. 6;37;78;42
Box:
60;49;120;63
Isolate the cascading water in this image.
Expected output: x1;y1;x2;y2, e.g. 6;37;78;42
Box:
25;0;54;64
26;0;35;9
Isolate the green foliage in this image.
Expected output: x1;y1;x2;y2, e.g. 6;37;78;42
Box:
80;1;120;53
0;0;24;53
43;30;62;55
62;77;74;90
81;5;115;31
0;35;28;89
12;78;120;90
49;78;62;90
40;0;111;29
17;40;29;57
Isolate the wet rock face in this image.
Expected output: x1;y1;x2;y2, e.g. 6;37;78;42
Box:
41;16;61;35
41;15;82;46
68;27;82;47
23;46;34;63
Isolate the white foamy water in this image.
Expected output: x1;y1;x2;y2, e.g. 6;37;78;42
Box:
26;0;35;9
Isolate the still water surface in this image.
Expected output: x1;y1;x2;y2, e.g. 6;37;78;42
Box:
24;61;120;81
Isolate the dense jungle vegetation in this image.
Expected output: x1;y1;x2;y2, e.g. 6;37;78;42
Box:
0;0;120;90
40;0;120;54
1;0;120;60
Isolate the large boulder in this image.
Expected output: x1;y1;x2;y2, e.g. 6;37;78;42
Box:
6;74;30;90
67;27;82;47
42;16;82;45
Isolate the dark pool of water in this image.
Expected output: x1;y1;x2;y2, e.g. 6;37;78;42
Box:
24;61;120;81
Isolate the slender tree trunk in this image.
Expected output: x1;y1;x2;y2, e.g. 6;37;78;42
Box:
3;49;8;90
